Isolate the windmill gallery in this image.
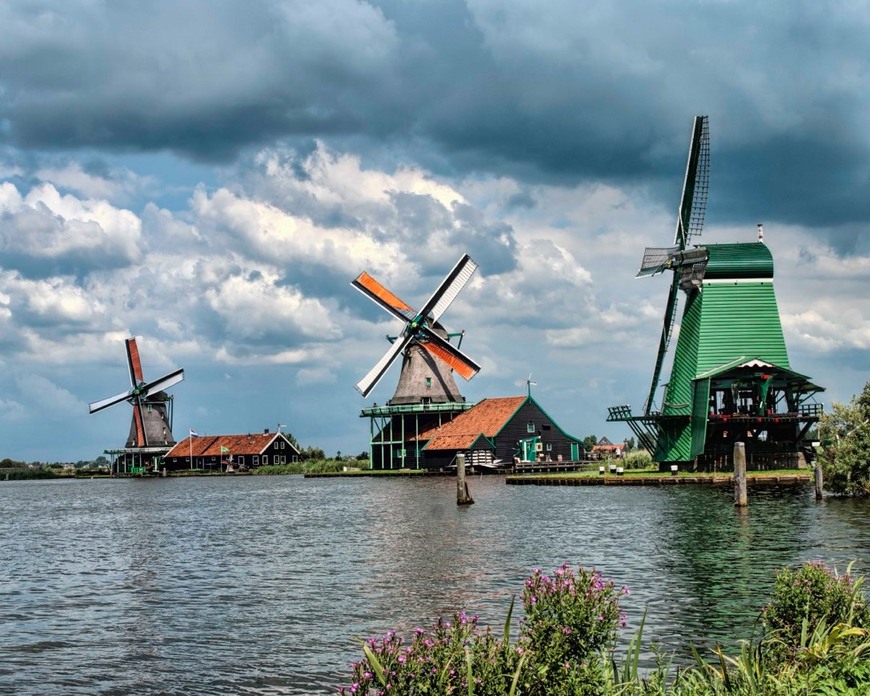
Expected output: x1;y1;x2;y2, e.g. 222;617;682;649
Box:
88;116;824;476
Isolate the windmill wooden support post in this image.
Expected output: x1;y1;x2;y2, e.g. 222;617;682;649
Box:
814;463;824;500
456;453;474;506
734;441;748;507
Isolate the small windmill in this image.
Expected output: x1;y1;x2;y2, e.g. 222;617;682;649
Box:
352;253;481;399
89;337;184;450
352;254;481;469
608;116;824;468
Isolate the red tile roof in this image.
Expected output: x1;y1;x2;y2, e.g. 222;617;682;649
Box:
422;396;526;451
165;433;296;458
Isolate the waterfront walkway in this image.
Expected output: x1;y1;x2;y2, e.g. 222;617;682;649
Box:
505;472;812;486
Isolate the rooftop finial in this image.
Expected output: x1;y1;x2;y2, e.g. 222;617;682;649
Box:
757;223;764;243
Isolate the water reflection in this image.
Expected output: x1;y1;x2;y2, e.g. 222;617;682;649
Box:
0;476;867;694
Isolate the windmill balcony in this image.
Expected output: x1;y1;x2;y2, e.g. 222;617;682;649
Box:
360;401;473;418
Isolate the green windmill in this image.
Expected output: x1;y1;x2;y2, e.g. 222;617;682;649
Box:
608;116;824;470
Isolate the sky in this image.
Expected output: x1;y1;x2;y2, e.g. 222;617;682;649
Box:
1;0;868;462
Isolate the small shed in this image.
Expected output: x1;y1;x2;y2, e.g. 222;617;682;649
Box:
163;430;301;471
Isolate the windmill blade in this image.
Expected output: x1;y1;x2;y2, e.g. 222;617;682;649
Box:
637;246;679;277
126;337;145;388
351;271;417;323
144;368;184;397
419;330;481;381
89;388;133;414
356;333;413;397
419;254;478;323
674;115;710;249
132;399;148;447
643;275;680;415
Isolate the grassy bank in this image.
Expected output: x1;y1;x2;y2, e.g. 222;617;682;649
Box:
341;561;870;695
251;458;372;475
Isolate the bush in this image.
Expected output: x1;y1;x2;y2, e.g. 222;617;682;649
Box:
519;564;627;695
342;613;513;696
341;564;627;696
622;450;653;470
761;561;869;665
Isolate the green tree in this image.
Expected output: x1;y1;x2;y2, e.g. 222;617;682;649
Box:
302;445;325;460
818;381;870;496
582;434;598;450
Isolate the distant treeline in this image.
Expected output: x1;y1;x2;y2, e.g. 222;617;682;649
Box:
1;456;111;470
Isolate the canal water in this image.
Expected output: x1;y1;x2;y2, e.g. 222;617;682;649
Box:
0;475;868;694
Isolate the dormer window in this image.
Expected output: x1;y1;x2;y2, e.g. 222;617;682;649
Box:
527;422;535;433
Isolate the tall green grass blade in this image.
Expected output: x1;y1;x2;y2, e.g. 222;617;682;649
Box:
362;643;387;687
621;609;647;684
508;651;528;696
466;646;474;696
503;595;515;645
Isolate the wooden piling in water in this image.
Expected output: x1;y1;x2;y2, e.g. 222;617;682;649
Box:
734;442;748;507
456;453;474;506
814;463;824;500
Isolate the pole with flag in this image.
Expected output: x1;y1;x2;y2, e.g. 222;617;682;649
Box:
220;445;230;471
189;429;198;470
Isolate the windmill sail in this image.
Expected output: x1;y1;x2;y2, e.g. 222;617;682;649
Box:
419;254;478;323
675;115;710;248
351;271;417;323
355;333;412;397
643;115;709;415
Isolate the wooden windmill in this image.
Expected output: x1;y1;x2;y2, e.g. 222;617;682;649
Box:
89;337;184;472
352;254;481;469
608;116;824;470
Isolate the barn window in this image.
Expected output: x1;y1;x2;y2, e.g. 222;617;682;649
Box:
543;424;551;431
546;443;553;452
425;377;432;387
527;422;535;433
281;456;286;464
262;455;269;465
238;456;245;465
253;455;259;465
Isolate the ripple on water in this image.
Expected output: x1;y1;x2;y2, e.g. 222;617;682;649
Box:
0;476;868;694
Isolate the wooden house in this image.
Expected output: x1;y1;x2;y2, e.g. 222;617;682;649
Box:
163;430;301;471
418;395;584;470
590;436;624;460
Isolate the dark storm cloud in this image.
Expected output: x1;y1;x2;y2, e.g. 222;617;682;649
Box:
1;1;868;230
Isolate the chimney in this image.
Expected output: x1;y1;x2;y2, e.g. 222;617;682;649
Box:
264;428;270;434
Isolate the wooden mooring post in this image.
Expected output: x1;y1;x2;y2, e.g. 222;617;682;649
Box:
456;453;475;506
734;441;748;507
814;463;824;500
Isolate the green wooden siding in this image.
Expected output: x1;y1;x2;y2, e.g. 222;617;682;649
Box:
694;282;789;372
